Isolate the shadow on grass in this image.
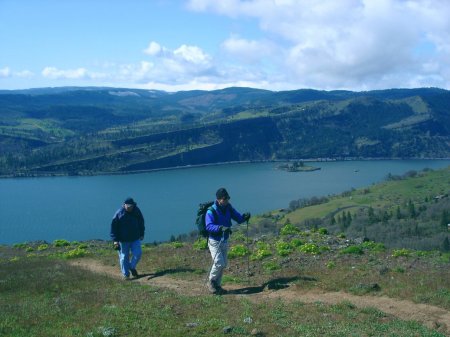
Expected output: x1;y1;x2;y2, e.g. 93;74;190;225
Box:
144;268;198;280
226;276;317;295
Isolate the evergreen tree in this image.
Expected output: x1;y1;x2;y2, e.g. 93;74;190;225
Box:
396;206;402;219
347;211;352;227
441;210;449;228
408;200;416;218
330;216;336;226
442;237;450;252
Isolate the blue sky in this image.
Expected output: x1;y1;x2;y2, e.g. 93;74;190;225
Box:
1;0;449;92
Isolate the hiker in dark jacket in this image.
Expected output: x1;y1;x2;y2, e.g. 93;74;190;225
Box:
205;188;250;294
110;197;145;280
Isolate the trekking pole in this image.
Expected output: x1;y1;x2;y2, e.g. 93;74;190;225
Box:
245;218;252;280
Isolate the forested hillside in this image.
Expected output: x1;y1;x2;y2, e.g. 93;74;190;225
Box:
0;87;449;177
247;167;450;252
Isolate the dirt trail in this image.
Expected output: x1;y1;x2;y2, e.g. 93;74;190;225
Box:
70;259;450;335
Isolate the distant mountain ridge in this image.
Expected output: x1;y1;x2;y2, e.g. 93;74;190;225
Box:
0;86;449;177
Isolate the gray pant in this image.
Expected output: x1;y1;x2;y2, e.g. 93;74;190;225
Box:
208;238;229;286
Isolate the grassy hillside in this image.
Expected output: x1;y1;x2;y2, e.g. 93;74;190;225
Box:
2;168;450;336
1;87;449;177
253;166;450;251
1;231;449;336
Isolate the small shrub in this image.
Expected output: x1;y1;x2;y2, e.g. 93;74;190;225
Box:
392;248;411;258
263;260;281;271
340;245;364;255
251;242;272;260
320;245;330;253
275;240;293;256
326;261;336;269
290;238;304;247
228;244;250;259
37;244;49;251
25;247;34;252
318;227;328;235
299;243;321;255
337;233;346;239
193;238;208;250
280;223;300;235
53;239;71;247
13;242;28;249
232;232;247;243
440;253;450;263
170;241;184;248
61;247;88;259
361;241;385;252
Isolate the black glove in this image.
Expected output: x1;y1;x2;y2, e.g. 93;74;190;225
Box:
113;242;120;251
243;212;251;222
218;226;232;235
224;227;232;235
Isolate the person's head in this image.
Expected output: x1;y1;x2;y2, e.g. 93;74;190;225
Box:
216;188;230;206
123;197;136;212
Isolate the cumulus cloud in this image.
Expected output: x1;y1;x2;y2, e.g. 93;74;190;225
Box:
221;36;275;63
9;0;448;91
138;42;218;85
187;0;450;90
143;41;163;56
42;67;89;79
41;67;107;82
0;67;11;78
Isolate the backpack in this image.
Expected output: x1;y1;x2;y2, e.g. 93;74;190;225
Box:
196;201;217;238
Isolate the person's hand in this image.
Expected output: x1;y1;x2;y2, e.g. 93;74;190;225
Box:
113;242;120;251
218;226;232;235
243;212;251;222
223;227;232;235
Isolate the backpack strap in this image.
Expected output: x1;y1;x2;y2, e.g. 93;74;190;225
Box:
208;206;217;223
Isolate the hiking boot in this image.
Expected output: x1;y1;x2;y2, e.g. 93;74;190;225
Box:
207;280;219;294
130;268;138;278
207;280;226;295
216;285;227;295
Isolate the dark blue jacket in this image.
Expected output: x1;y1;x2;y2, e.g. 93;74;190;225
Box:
110;206;145;242
205;201;245;241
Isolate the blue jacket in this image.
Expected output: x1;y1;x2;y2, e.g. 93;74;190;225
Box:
110;206;145;242
205;201;245;241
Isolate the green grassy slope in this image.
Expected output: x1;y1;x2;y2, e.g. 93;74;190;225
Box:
1;167;450;336
1;227;449;336
254;166;450;251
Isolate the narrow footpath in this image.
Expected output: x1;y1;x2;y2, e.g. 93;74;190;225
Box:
70;258;450;335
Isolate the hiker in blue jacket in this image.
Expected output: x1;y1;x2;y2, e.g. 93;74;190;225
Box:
205;188;250;294
110;197;145;280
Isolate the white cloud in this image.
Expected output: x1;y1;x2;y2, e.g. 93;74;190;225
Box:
174;45;211;65
221;36;274;63
8;1;449;91
0;67;11;78
41;67;107;82
143;41;163;56
42;67;89;79
187;0;450;90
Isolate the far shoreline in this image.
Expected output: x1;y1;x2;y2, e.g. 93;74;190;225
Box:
1;157;450;179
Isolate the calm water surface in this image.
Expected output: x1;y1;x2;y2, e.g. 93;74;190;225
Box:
1;160;449;244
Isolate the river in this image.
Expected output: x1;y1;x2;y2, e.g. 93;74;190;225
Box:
1;160;449;245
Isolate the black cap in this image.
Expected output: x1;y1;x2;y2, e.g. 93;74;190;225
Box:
124;197;136;206
216;188;230;200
